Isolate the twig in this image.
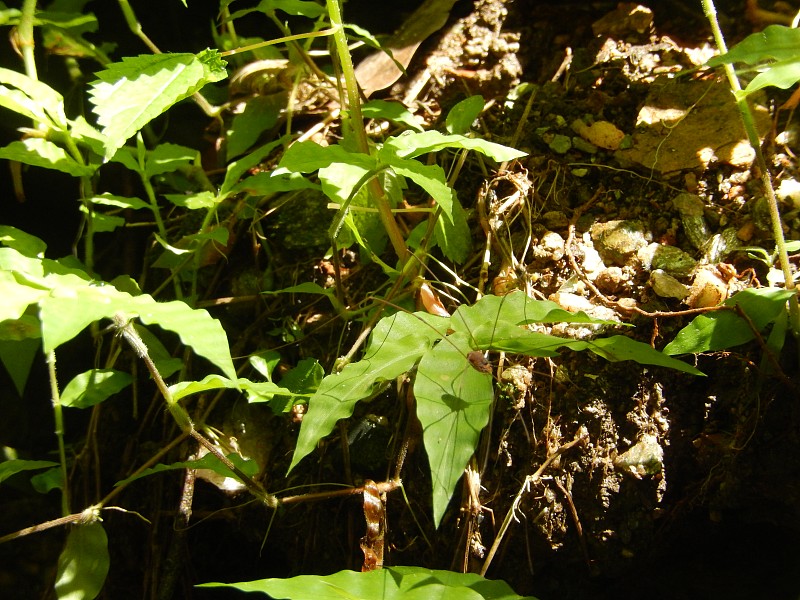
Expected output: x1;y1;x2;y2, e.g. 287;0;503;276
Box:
553;475;591;571
113;312;278;509
480;429;588;576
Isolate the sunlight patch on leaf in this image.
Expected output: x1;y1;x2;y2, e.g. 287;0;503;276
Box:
61;369;133;408
199;565;539;600
384;129;527;162
0;139;94;176
88;51;228;159
55;523;109;600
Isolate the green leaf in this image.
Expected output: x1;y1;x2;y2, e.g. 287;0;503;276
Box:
0;66;67;130
0;225;47;257
384;130;527;162
114;452;258;488
256;0;326;18
0;459;58;485
318;159;375;211
278;357;323;396
54;523;109;600
708;25;800;66
0;268;48;321
145;143;197;178
88;50;228;159
169;374;240;401
249;350;281;381
580;336;704;375
198;566;539;600
164;191;217;210
0;139;95;176
362;99;424;132
446;95;485;135
288;311;446;472
30;277;236;380
416;332;493;527
230;171;318;196
0;335;39;395
30;467;63;494
226;95;282;158
80;205;126;233
277;140;377;174
220;137;287;197
89;193;149;211
664;287;795;355
61;369;133;409
434;192;471;263
381;152;455;219
707;25;800;100
34;9;99;34
134;323;183;378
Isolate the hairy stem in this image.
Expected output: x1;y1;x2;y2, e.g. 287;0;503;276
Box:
702;0;800;337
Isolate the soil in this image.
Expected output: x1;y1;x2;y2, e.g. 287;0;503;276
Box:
2;1;800;599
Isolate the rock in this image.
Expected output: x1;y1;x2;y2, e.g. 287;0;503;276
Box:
672;193;710;251
532;230;565;262
649;270;689;300
687;265;729;308
614;77;771;175
614;434;664;478
548;134;572;154
595;266;625;294
592;3;653;38
638;243;697;277
590;220;649;266
776;178;800;208
542;210;568;229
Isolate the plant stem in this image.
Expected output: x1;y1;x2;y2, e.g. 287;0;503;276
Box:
113;313;278;508
702;0;800;337
117;0;161;54
47;351;71;516
324;0;410;264
18;0;38;81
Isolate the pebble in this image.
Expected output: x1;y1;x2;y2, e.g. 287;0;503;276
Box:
590;220;649;266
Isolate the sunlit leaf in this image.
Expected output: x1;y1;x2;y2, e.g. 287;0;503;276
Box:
446;95;485;135
0;139;94;176
145;143;197;178
89;193;149;211
0;225;47;257
0;66;67;129
0;459;58;485
88;51;228;159
416;332;493;527
707;25;800;99
226;95;283;158
664;287;795;355
32;280;236;381
277;140;377;174
288;311;446;472
164;191;218;210
362;99;424;132
54;523;109;600
199;566;539;600
61;369;133;408
384;129;527;162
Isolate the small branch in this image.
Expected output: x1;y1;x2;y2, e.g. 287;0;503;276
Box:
480;430;588;576
113;312;278;509
702;0;800;339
